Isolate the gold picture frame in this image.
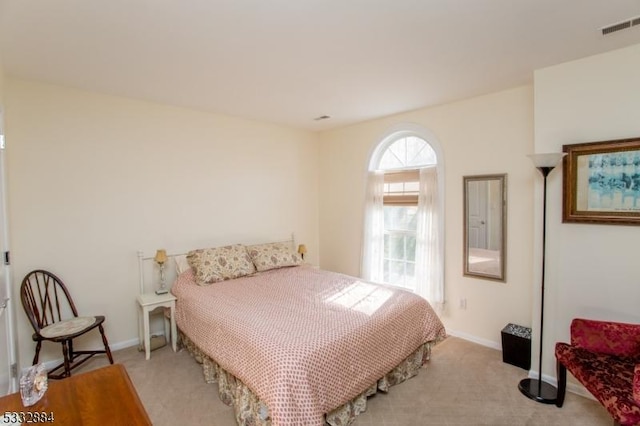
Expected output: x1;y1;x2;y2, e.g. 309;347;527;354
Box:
563;137;640;225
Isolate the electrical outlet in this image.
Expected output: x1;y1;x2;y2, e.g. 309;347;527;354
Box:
459;298;467;310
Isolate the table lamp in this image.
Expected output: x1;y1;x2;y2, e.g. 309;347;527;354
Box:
297;244;307;260
154;249;169;295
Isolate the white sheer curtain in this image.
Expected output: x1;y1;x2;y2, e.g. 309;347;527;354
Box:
415;166;444;311
361;170;385;282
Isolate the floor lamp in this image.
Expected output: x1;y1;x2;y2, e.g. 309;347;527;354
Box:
519;152;565;404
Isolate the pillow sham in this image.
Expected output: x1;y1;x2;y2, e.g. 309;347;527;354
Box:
187;244;256;285
246;241;302;272
174;254;191;274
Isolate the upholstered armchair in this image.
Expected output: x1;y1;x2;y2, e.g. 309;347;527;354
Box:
555;318;640;426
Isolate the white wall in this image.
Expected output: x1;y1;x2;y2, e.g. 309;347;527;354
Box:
0;62;3;100
5;78;319;367
533;43;640;383
9;41;637;379
318;86;535;347
0;49;10;393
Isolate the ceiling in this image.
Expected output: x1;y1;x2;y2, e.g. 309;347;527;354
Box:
1;1;640;132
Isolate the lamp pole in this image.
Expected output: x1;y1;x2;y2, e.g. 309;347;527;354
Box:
518;153;565;404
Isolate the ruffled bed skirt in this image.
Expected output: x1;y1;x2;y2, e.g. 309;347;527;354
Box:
179;330;438;426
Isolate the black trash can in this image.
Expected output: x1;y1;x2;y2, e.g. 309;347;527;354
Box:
501;323;531;370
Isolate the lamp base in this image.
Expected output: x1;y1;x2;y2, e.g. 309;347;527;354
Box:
155;288;169;295
518;378;557;404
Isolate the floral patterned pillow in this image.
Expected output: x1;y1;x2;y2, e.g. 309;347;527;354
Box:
187;244;256;285
246;242;302;272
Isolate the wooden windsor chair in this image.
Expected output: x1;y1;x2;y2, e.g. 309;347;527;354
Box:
20;270;114;379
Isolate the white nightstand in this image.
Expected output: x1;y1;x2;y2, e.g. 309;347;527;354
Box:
136;292;177;360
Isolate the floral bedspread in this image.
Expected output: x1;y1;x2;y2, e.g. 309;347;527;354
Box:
172;265;446;426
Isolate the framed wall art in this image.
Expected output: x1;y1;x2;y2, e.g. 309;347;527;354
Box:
563;137;640;225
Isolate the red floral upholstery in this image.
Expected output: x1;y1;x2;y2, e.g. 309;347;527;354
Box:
635;365;640;405
570;318;640;358
556;318;640;426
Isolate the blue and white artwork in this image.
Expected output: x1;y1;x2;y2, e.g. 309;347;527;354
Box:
587;151;640;211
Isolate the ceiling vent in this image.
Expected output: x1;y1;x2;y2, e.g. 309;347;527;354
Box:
602;16;640;35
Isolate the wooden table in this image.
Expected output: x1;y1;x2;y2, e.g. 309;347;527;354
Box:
0;364;151;425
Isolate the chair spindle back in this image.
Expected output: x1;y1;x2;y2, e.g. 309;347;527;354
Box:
21;270;79;333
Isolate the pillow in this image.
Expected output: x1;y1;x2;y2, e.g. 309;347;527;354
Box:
174;254;191;274
186;244;256;285
246;242;302;272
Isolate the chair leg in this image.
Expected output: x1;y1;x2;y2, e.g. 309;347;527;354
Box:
32;341;42;365
68;339;75;363
99;324;114;364
61;340;72;378
556;360;567;407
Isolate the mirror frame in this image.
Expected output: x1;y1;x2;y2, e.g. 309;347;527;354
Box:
463;173;507;282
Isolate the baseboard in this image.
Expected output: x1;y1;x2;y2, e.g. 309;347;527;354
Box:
524;370;596;401
111;336;142;352
446;329;501;350
448;330;595;401
25;330;597;403
21;335;148;375
566;382;596;400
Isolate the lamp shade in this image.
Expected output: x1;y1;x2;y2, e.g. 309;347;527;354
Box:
527;153;566;168
154;249;168;264
297;244;307;255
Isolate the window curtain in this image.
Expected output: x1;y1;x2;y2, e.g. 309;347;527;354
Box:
415;166;444;311
361;170;385;283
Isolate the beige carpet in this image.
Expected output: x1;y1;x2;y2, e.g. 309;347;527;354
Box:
75;336;612;425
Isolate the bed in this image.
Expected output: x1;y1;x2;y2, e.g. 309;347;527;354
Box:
159;241;446;425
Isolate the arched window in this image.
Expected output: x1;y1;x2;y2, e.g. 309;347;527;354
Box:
362;129;444;308
374;135;437;170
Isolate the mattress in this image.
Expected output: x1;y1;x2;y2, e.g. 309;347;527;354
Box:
172;265;446;425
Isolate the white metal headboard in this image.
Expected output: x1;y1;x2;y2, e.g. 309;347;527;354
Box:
137;233;297;295
137;250;185;295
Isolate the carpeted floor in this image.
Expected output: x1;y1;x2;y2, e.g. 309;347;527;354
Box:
76;336;612;425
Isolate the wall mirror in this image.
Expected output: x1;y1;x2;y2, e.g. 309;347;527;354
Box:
463;174;507;282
